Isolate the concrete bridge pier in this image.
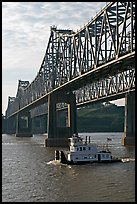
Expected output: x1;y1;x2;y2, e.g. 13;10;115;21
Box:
122;91;135;146
6;116;16;134
45;92;77;147
16;111;32;137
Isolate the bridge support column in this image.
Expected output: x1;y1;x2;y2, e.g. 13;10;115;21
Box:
6;116;16;134
16;111;32;137
122;91;135;146
45;92;77;147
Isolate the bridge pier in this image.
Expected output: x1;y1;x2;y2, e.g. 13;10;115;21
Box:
122;91;135;146
16;111;32;137
6;116;16;134
45;92;77;147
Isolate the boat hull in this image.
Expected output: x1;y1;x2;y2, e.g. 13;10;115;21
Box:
55;150;122;165
63;158;122;165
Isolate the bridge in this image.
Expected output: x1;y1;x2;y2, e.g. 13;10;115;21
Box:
5;2;135;147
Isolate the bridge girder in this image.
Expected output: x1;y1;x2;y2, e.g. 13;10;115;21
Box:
30;67;135;118
6;2;135;118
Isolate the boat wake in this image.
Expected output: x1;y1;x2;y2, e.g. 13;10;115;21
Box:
121;158;135;163
47;160;67;166
47;160;60;165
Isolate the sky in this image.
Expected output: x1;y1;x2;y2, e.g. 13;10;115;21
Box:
2;2;125;115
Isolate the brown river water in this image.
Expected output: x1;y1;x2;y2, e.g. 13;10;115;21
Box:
2;132;135;202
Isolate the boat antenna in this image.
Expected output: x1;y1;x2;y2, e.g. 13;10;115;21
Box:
86;136;87;143
89;136;90;143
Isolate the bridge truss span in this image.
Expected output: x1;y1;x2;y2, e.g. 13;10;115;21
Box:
75;68;135;105
6;2;135;118
30;67;135;118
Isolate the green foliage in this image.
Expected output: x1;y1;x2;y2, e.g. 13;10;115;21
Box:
77;103;124;132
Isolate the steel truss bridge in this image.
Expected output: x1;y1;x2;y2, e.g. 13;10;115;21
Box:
6;2;135;118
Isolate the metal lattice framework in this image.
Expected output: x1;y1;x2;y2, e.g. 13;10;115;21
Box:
6;2;135;117
75;68;135;104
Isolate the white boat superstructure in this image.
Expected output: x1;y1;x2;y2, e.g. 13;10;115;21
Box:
55;134;121;164
67;135;112;163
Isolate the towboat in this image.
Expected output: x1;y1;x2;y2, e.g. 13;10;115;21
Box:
55;134;121;164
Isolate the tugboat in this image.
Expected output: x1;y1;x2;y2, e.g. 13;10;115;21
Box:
55;134;122;164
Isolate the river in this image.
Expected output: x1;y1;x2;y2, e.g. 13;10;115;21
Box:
2;132;135;202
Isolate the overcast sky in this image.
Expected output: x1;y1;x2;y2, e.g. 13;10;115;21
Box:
2;2;125;114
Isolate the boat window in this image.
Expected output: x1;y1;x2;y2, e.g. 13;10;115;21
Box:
88;147;90;150
76;157;78;159
83;147;86;150
95;155;96;158
84;156;87;159
77;147;79;151
80;147;82;151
